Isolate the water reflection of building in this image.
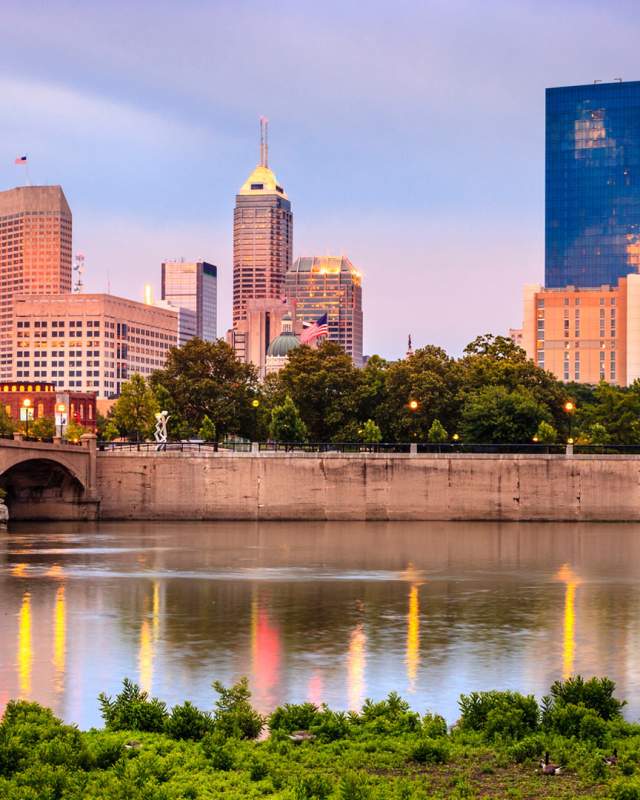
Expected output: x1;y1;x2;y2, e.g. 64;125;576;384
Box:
406;584;420;692
555;563;582;680
18;591;32;698
250;590;281;710
347;621;366;711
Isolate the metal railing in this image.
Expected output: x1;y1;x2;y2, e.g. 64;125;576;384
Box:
96;440;640;455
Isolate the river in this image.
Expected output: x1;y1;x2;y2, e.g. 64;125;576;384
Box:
1;520;639;728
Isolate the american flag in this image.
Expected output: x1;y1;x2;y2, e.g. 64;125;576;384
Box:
14;155;27;164
300;313;329;344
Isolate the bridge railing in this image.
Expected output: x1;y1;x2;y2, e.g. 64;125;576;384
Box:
96;440;640;455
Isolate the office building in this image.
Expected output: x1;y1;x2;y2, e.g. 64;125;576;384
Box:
0;186;72;380
521;275;640;386
285;255;363;366
12;293;178;398
546;80;640;288
161;259;217;341
227;298;302;378
233;118;292;326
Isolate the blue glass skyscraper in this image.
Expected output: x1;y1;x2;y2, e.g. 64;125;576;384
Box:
546;80;640;288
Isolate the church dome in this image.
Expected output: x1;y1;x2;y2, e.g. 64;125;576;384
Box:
267;330;300;357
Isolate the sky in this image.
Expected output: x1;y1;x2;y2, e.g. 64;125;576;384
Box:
2;0;639;359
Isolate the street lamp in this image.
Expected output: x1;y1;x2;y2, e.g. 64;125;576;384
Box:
21;398;33;438
563;400;576;444
56;402;66;439
408;399;419;411
251;398;260;442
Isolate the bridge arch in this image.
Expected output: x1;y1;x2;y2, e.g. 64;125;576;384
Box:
0;457;89;520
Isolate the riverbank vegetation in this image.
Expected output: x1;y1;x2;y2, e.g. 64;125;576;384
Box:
99;334;640;446
3;675;640;798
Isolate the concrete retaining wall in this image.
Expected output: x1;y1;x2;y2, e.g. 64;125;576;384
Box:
96;452;640;521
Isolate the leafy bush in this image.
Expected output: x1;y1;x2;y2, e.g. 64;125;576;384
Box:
422;712;448;738
338;770;371;800
543;676;625;721
458;691;539;739
98;678;168;732
509;733;545;763
248;756;269;781
543;702;608;744
294;772;333;799
411;737;449;764
212;678;264;740
313;709;351;742
269;702;321;733
201;734;236;770
83;732;126;769
611;778;640;800
358;693;421;733
165;701;213;740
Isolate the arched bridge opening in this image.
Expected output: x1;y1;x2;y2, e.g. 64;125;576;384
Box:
0;458;97;521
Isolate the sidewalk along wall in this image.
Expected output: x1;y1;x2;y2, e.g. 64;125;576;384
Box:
95;452;640;521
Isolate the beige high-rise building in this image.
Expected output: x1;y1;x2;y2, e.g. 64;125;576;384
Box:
232;118;292;327
0;186;72;380
285;256;364;366
12;293;177;398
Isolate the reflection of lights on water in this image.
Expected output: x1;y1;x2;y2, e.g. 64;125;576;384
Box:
11;563;28;578
555;564;582;680
18;592;32;698
347;622;366;711
139;619;153;693
53;586;66;693
307;673;323;707
250;591;281;709
139;581;161;694
406;584;420;692
45;564;64;579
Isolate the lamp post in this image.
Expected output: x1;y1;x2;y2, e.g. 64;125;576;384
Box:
22;398;32;438
563;400;576;444
56;402;66;439
251;398;260;442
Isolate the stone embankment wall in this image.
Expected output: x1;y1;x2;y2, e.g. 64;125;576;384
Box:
96;452;640;521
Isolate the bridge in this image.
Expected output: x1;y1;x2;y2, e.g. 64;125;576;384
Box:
0;436;99;520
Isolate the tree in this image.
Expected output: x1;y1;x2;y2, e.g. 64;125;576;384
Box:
102;420;120;441
198;415;217;442
379;346;462;441
64;420;86;443
30;416;55;441
427;418;448;443
275;341;363;441
112;374;159;441
359;419;382;444
535;420;558;444
150;339;259;441
586;422;610;445
0;405;15;437
460;385;550;444
269;395;308;443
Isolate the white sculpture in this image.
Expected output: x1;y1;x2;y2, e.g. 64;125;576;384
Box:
154;410;169;451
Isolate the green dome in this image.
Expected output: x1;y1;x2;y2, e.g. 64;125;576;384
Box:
267;331;300;357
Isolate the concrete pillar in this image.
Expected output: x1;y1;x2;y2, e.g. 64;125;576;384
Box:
410;443;418;456
566;443;574;456
53;435;62;445
13;433;24;442
81;433;97;491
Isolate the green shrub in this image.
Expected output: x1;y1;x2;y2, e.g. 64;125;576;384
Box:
338;770;371;800
83;733;126;769
249;756;269;781
543;702;608;743
98;678;168;732
410;737;449;764
294;772;333;799
269;702;320;733
201;735;236;770
509;733;545;763
358;693;421;733
543;676;625;721
422;712;448;738
211;677;264;740
165;701;214;740
458;691;539;739
313;709;351;742
611;778;640;800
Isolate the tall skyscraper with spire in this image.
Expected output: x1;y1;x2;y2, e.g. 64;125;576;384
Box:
232;117;293;327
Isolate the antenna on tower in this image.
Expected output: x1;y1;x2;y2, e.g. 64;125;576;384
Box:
73;253;85;292
259;116;269;167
